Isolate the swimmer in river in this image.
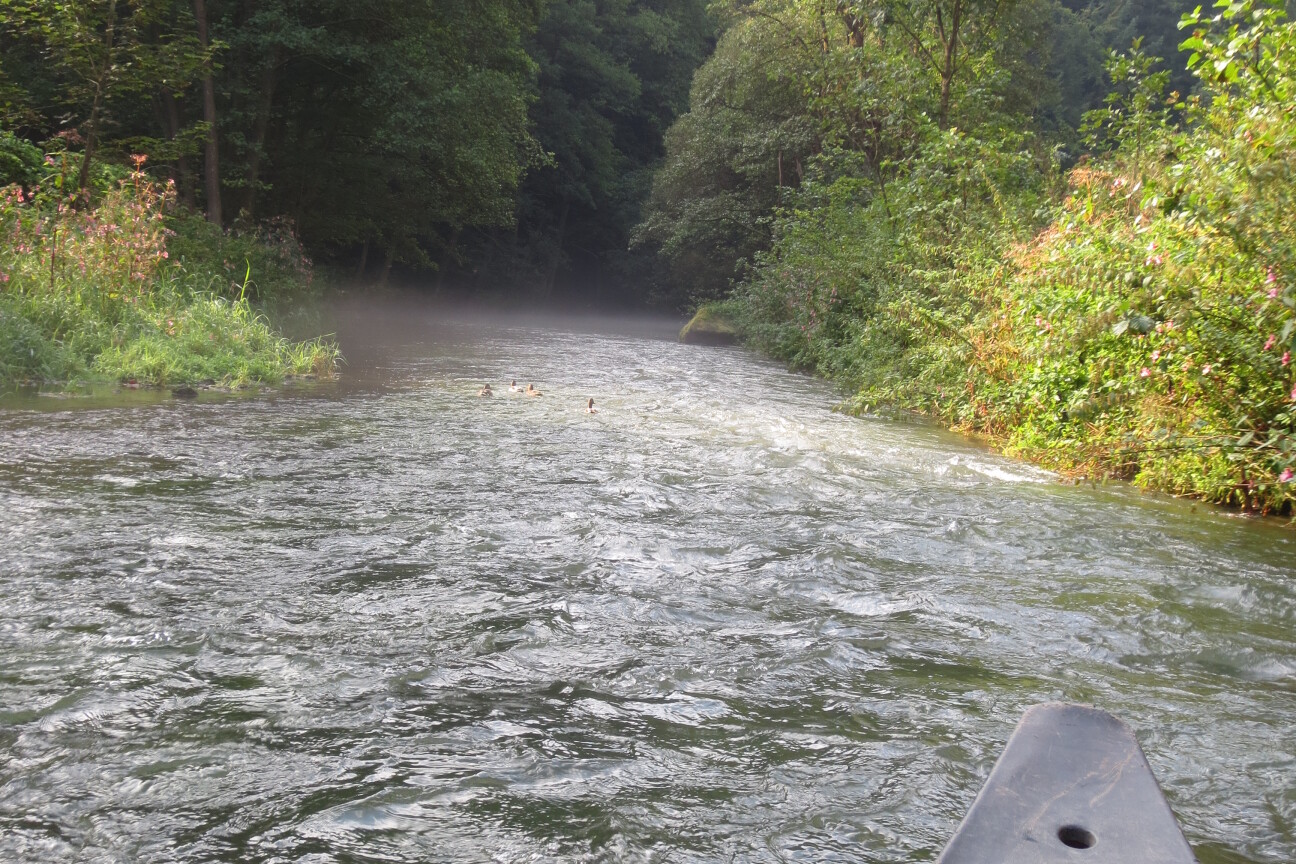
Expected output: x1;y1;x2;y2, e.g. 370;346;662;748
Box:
586;398;597;414
478;384;493;397
526;384;543;396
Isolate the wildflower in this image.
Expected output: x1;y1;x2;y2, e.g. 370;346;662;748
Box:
1283;469;1294;483
1284;352;1291;367
1265;335;1277;351
1202;364;1213;374
1151;350;1161;361
1140;367;1152;378
0;272;8;283
1270;287;1280;299
1268;268;1278;284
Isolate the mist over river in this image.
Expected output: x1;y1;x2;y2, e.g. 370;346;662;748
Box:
1;303;1293;863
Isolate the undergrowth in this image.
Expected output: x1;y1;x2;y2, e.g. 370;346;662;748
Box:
0;149;338;391
734;1;1296;515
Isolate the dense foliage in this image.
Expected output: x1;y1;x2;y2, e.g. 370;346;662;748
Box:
460;0;714;300
0;0;713;388
647;0;1296;512
0;0;713;297
0;0;543;268
0;148;337;388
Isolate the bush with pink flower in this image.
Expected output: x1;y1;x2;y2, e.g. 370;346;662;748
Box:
1;153;338;389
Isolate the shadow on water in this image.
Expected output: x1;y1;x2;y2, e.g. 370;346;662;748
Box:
0;295;1293;863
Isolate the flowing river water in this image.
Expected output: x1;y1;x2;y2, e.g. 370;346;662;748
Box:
1;305;1294;864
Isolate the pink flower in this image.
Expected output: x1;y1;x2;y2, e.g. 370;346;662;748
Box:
1140;367;1152;378
1270;287;1280;299
1267;268;1278;284
1202;364;1213;374
1283;352;1291;367
1151;350;1161;361
1264;335;1277;351
1282;468;1294;483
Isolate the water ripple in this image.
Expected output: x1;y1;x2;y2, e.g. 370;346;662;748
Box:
1;307;1293;862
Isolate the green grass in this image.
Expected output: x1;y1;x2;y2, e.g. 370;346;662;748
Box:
679;300;742;345
0;158;339;392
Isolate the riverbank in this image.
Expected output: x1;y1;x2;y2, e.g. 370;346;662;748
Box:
0;152;338;393
722;6;1296;517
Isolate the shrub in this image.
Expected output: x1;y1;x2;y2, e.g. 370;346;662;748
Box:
0;154;338;391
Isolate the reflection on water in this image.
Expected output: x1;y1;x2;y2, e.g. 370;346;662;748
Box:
1;301;1294;863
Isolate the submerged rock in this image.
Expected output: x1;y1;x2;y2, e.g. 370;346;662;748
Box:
679;304;739;346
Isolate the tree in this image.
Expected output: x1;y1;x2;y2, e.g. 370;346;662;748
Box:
463;0;713;300
632;8;820;306
0;0;206;195
192;0;220;224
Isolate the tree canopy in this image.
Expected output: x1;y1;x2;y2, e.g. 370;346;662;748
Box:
0;0;1225;302
1;0;709;294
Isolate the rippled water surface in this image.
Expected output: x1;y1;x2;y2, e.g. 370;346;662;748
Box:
2;304;1294;863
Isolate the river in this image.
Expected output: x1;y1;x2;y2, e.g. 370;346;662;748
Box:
1;304;1293;863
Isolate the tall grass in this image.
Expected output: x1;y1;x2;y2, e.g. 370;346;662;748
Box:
0;155;338;390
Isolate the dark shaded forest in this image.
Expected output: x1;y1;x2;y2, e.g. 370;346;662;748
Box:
1;0;1200;304
0;0;713;303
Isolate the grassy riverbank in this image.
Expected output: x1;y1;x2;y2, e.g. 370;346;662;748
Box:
725;3;1296;515
0;149;338;392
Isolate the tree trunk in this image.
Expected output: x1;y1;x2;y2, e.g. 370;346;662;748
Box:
356;239;370;280
936;0;963;129
242;49;279;219
435;228;462;292
159;88;196;208
77;0;117;196
77;85;104;196
194;0;222;226
544;199;570;299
